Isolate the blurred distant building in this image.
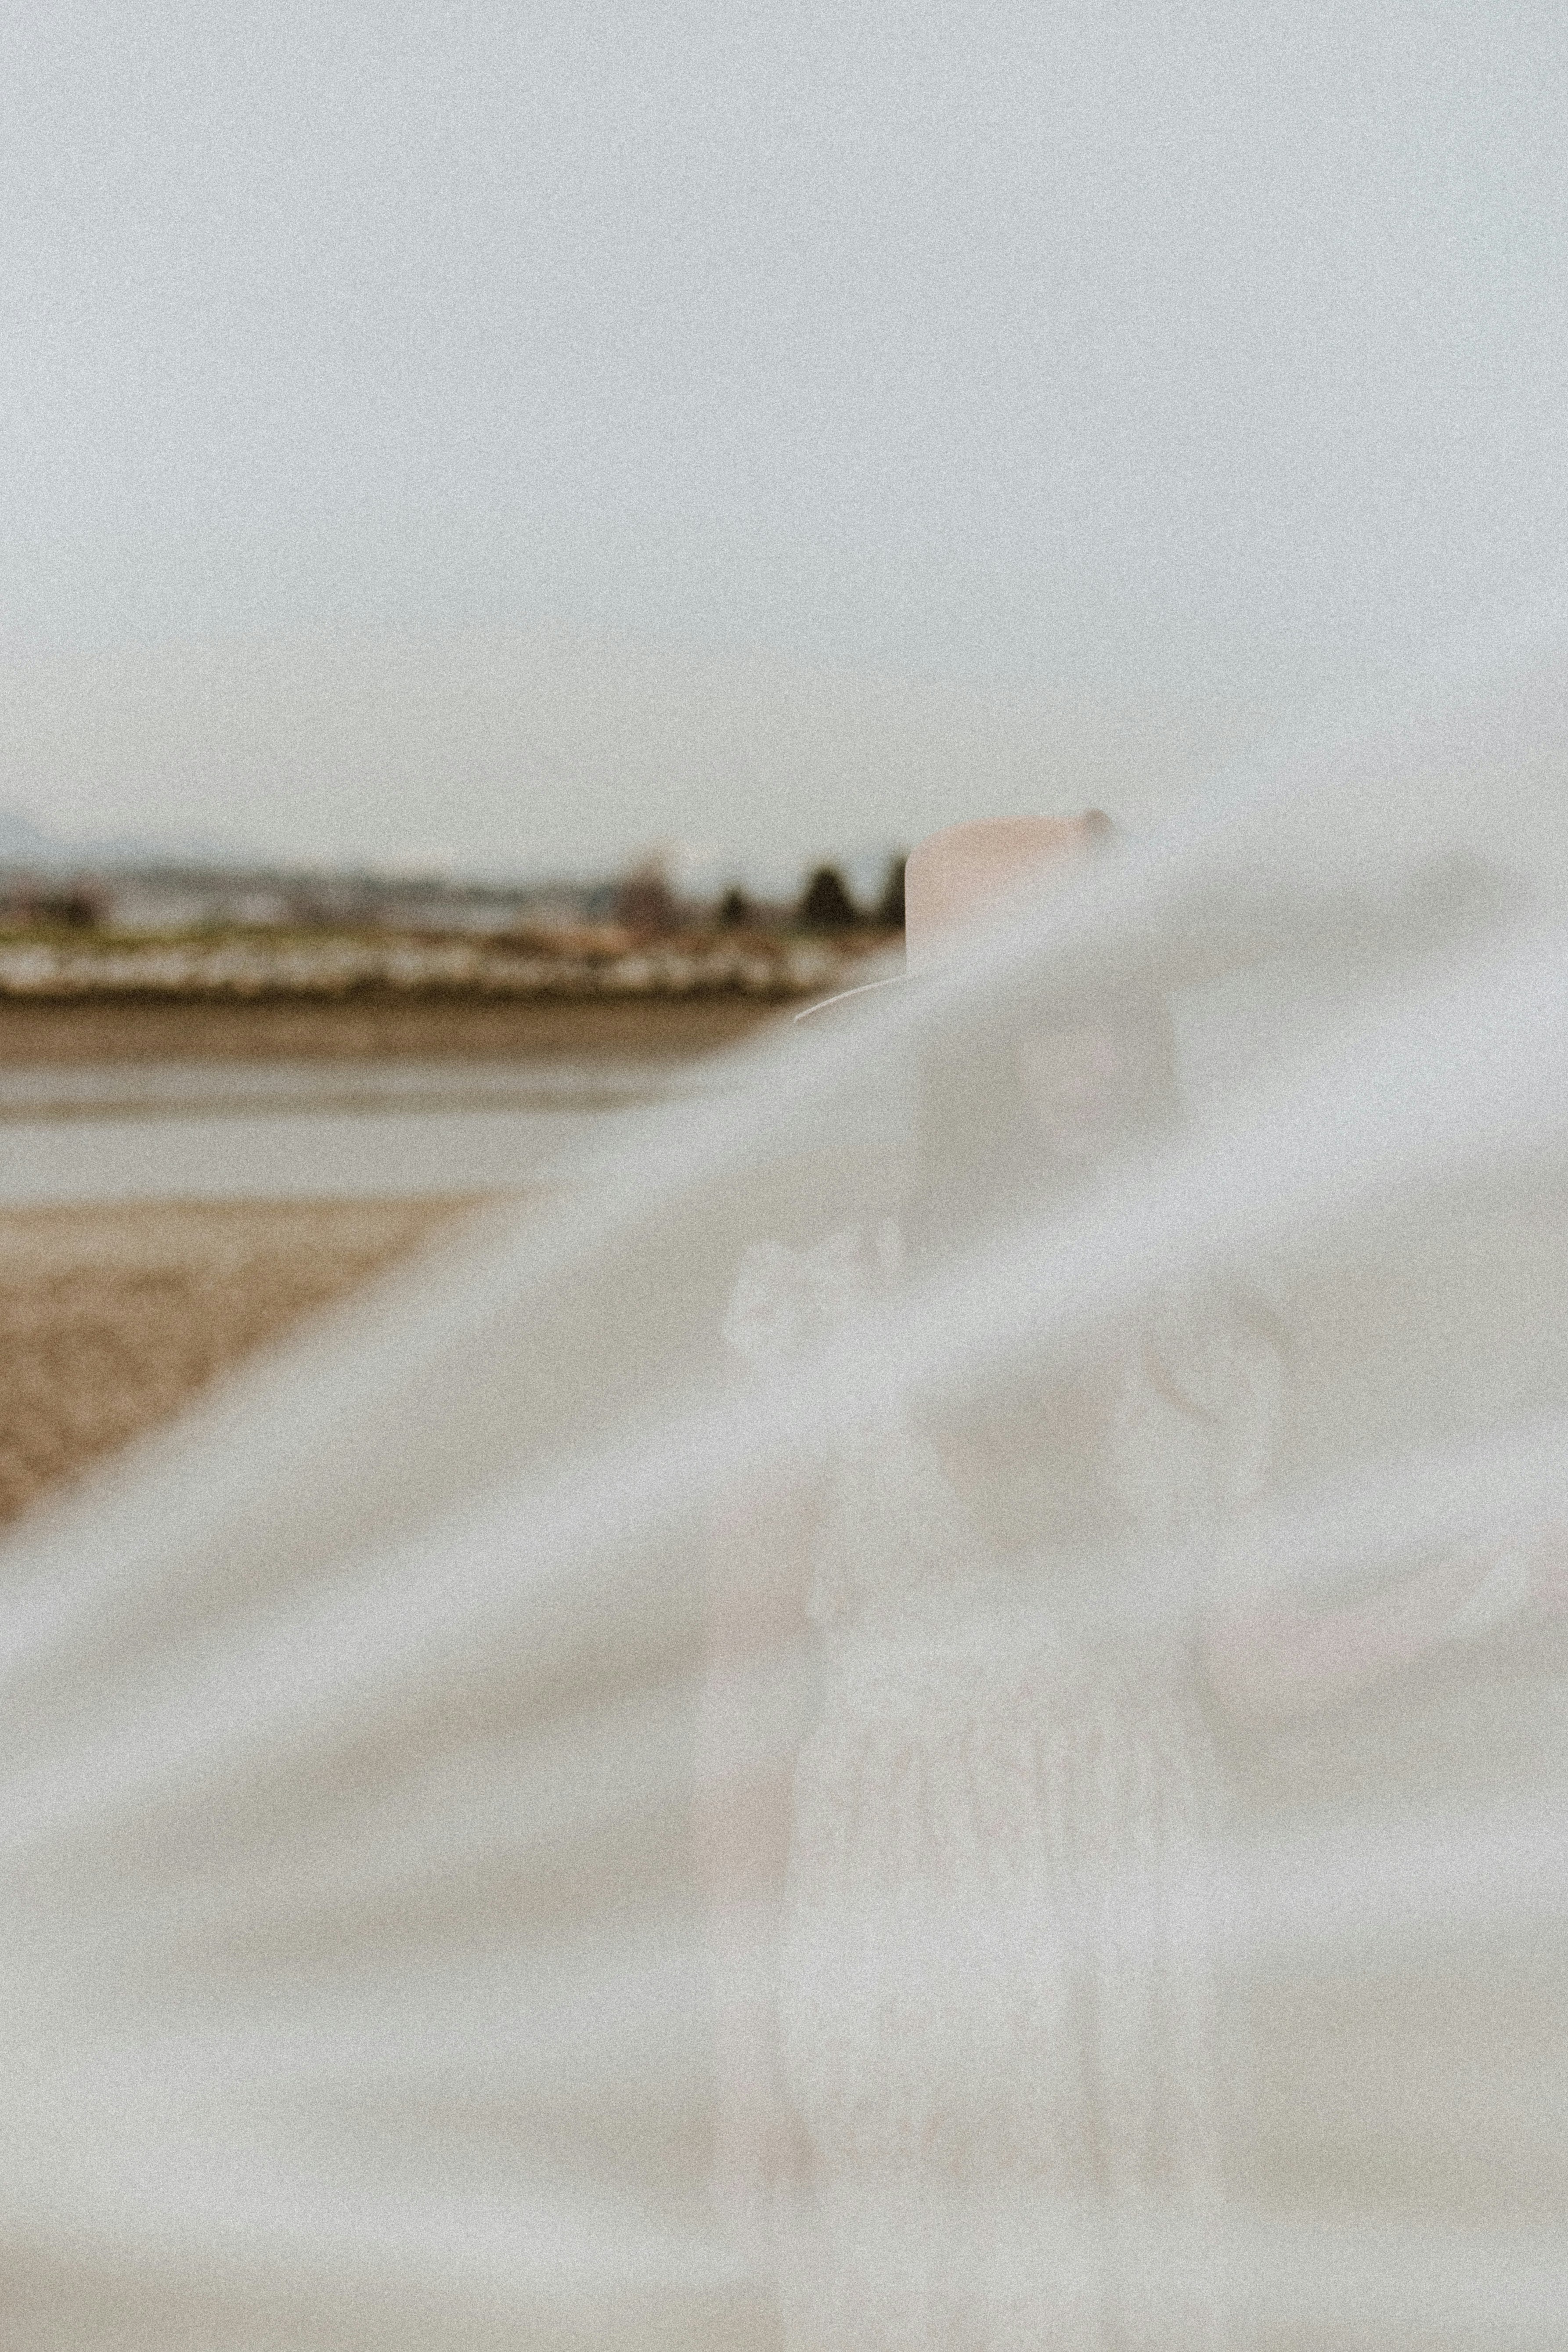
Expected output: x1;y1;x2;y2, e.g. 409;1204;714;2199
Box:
614;858;680;937
102;877;295;933
0;859;629;940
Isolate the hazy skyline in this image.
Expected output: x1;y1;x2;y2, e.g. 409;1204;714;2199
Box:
4;1;1565;873
0;622;1273;887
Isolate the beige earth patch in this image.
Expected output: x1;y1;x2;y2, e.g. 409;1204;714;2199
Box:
0;1198;479;1528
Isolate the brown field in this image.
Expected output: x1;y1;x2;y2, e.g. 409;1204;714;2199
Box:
0;990;787;1068
0;1196;488;1530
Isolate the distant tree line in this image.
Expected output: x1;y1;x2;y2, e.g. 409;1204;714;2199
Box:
1;855;909;943
0;884;103;930
716;854;906;933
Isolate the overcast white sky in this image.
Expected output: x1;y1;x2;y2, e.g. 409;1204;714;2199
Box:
3;1;1565;880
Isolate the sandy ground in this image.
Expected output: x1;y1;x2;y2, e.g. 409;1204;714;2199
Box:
0;996;793;1527
0;992;788;1067
0;1196;488;1529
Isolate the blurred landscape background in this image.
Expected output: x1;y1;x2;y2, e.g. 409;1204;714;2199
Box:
0;806;903;1526
6;0;1563;1532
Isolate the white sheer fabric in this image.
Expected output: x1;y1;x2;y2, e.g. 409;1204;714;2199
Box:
727;1243;1282;2349
3;635;1568;2346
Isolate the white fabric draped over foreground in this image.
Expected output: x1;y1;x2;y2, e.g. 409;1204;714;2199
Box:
5;640;1568;2347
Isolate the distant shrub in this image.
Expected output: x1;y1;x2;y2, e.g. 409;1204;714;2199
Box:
33;889;102;931
717;886;752;926
614;862;679;936
797;865;861;931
